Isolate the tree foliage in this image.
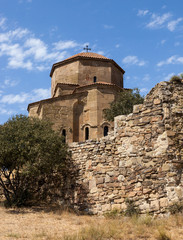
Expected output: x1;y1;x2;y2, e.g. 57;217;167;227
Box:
0;115;69;207
170;74;183;82
103;88;144;121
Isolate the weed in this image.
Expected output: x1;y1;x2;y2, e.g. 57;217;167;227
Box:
157;229;171;240
104;208;121;218
124;198;140;217
169;75;182;83
7;233;21;238
169;201;183;214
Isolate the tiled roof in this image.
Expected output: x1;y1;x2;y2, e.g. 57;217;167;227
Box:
65;52;109;60
56;83;79;86
73;82;123;93
76;82;117;88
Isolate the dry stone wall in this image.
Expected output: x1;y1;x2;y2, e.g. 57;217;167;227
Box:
67;79;183;215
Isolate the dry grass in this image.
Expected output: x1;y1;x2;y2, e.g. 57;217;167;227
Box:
0;204;183;240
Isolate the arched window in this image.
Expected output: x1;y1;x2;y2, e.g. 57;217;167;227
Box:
104;126;109;136
93;76;97;83
62;129;66;143
85;127;89;140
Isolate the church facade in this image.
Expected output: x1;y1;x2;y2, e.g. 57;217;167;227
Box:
28;52;125;143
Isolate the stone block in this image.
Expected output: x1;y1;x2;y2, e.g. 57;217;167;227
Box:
159;198;168;207
89;178;96;189
121;202;127;210
111;204;121;210
118;175;125;181
139;202;150;211
114;198;125;203
105;175;111;183
96;177;104;184
143;189;152;194
142;108;151;114
150;200;160;211
154;99;161;105
151;116;162;122
166;130;176;137
102;204;111;212
90;187;98;193
127;192;137;197
162;163;170;172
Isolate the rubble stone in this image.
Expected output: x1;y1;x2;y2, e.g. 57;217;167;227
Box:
64;80;183;215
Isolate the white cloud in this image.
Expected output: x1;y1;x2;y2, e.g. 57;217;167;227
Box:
157;55;183;67
175;42;180;47
103;24;114;29
53;40;79;50
1;79;18;88
0;23;81;71
0;28;30;43
97;51;105;55
167;18;183;31
125;76;130;80
122;55;146;66
0;43;33;70
0;88;51;104
1;93;28;104
19;0;32;3
164;72;175;81
142;74;150;82
115;44;120;48
0;106;14;115
137;10;149;16
0;17;6;30
31;88;51;101
24;38;49;61
139;11;182;32
140;88;149;94
146;13;172;29
161;39;166;45
36;65;50;71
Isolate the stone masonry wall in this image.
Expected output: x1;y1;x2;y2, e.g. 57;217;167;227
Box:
67;79;183;215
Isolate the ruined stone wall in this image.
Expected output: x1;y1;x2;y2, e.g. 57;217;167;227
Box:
67;79;183;215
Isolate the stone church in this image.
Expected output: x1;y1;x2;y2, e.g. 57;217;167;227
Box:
28;51;125;143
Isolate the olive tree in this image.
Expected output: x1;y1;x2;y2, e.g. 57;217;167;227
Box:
0;115;69;207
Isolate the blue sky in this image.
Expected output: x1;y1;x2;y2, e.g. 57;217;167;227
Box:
0;0;183;124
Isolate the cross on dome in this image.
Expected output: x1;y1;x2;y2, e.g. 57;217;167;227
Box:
83;45;91;52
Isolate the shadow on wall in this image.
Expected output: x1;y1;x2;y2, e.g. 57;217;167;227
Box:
61;156;91;214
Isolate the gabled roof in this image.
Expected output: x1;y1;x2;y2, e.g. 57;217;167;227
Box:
50;52;125;77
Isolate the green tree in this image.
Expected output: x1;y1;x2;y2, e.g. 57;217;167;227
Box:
103;88;144;121
170;74;183;82
0;115;69;207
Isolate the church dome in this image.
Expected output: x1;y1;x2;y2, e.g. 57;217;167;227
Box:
50;51;125;97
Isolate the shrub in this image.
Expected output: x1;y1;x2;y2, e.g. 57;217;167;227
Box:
103;88;144;121
169;75;182;83
169;202;183;214
124;198;140;217
0;115;69;207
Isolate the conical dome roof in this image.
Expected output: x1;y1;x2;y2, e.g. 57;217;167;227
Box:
65;52;109;60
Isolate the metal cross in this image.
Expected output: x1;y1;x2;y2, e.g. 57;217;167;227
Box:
83;45;91;52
